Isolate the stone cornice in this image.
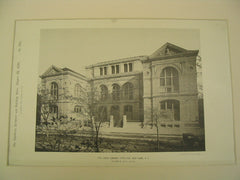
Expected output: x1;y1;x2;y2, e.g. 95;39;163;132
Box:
143;92;198;99
142;51;199;63
89;71;143;81
40;71;88;81
97;100;142;105
85;56;147;69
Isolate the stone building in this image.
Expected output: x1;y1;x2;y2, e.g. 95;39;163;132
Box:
142;43;200;130
86;56;145;128
39;42;201;131
39;65;88;122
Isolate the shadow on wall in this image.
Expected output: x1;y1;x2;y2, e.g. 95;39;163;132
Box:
198;98;204;128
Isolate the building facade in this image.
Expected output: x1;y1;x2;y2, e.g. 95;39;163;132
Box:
142;43;200;130
39;43;201;131
39;66;88;122
86;56;145;128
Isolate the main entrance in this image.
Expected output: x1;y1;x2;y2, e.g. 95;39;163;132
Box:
111;105;122;127
124;105;133;121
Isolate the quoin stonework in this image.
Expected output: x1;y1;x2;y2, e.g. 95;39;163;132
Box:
38;42;203;135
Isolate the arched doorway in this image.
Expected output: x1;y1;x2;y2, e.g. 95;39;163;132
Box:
124;105;133;121
111;105;121;127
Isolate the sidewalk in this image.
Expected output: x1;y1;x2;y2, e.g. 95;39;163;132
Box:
96;126;183;141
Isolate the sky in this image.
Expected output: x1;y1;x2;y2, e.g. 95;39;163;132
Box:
39;28;200;76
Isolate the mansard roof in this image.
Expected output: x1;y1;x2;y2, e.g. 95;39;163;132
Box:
40;65;87;80
148;42;199;60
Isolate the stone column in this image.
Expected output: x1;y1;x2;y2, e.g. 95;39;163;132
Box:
109;115;114;128
123;115;127;128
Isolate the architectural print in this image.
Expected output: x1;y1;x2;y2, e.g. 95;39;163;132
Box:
36;42;205;152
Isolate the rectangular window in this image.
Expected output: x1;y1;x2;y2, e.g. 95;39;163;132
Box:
116;65;119;74
129;63;133;72
104;67;107;75
124;64;128;72
100;67;103;76
111;66;115;74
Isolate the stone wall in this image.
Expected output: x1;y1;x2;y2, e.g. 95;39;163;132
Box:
143;55;199;125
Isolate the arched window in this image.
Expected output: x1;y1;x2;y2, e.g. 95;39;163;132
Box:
160;67;179;93
112;84;120;101
100;85;108;101
51;82;58;99
74;105;81;113
160;100;180;121
74;84;81;97
123;83;134;100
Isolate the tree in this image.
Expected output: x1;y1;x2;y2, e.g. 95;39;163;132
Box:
36;87;59;141
91;106;107;152
84;81;108;152
147;105;175;151
152;108;172;151
38;89;57;125
36;77;109;152
36;86;86;151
